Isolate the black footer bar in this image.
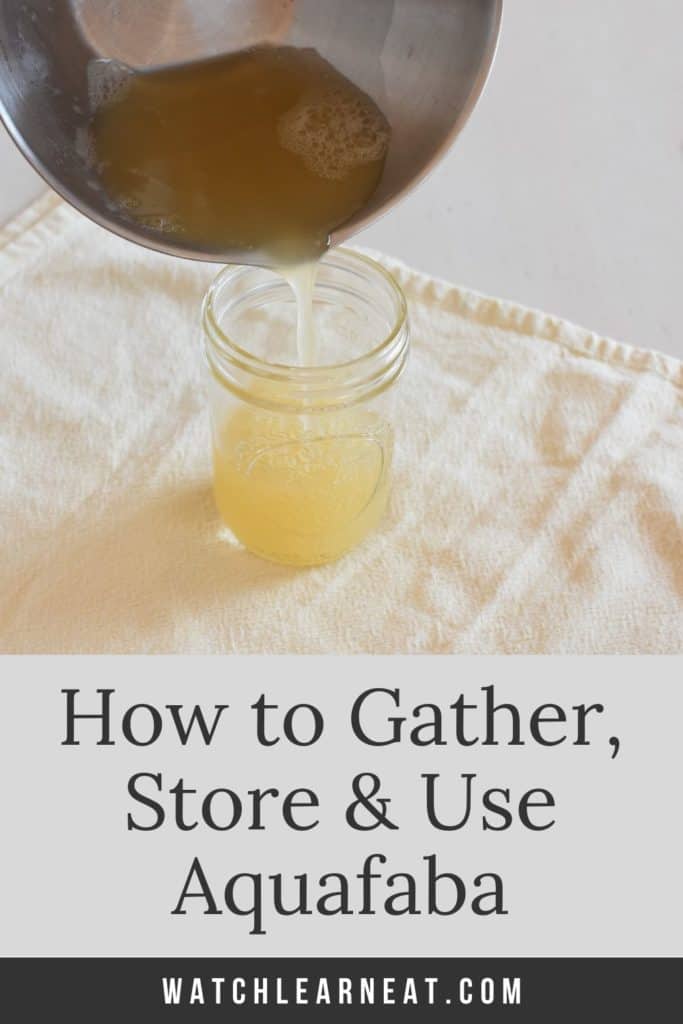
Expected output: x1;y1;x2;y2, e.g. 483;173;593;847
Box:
2;957;679;1021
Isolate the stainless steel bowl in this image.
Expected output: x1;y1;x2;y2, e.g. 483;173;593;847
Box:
0;0;503;263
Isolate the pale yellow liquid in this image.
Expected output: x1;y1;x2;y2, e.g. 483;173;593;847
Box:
212;405;392;566
91;46;393;564
283;262;319;367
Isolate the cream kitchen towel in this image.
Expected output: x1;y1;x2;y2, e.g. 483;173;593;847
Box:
1;193;681;653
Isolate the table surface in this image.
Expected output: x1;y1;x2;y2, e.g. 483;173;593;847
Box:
2;0;682;359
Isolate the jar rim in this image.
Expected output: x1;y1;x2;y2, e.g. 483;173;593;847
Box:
201;248;409;388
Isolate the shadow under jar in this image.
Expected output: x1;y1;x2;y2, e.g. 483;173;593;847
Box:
202;249;410;566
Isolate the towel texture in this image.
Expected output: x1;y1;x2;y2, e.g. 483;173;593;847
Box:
1;194;681;653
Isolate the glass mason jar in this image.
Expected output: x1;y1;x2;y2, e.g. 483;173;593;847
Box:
201;249;409;566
